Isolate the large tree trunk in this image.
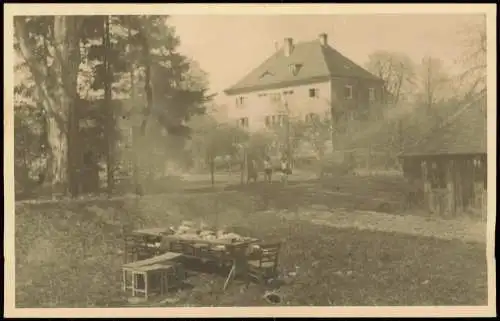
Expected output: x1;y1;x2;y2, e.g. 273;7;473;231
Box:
103;15;115;196
139;23;153;137
45;116;68;195
61;17;83;197
15;16;82;197
127;17;141;195
54;16;82;197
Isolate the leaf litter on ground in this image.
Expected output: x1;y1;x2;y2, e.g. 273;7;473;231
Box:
15;190;488;307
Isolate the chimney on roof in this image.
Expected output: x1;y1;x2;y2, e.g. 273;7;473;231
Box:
274;40;280;52
284;37;293;57
319;33;328;46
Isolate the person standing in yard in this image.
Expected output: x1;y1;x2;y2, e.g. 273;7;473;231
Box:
264;156;273;183
280;156;291;186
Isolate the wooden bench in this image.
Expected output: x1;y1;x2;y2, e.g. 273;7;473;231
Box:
122;252;185;298
123;263;185;299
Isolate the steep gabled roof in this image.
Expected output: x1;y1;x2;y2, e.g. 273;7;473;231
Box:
321;45;381;80
400;100;487;157
224;40;382;95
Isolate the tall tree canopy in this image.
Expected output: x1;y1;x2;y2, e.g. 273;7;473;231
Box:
14;15;210;198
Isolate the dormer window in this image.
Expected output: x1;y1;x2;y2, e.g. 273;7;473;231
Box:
289;63;302;76
260;70;273;79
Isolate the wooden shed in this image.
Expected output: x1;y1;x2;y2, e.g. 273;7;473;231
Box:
399;102;487;219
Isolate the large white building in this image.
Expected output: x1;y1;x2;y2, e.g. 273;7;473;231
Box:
223;33;384;133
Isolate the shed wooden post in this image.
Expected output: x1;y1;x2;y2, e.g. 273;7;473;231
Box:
131;272;136;297
453;159;463;214
367;146;372;175
446;159;455;217
421;160;431;213
122;269;126;292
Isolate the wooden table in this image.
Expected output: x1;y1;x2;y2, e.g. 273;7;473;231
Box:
162;235;259;247
132;227;173;237
162;235;260;290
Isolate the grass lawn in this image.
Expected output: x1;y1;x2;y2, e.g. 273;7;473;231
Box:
14;191;487;307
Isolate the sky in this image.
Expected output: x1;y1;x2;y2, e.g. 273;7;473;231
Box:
168;14;484;101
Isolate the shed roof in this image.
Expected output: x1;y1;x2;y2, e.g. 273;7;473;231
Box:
400;100;487;157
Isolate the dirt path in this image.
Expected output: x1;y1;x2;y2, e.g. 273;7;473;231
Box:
276;207;487;244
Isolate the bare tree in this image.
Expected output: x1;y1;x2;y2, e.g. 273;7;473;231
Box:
365;51;417;104
456;16;486;102
418;56;451;113
295;115;331;163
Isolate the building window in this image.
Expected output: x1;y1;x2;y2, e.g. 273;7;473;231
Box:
344;85;353;100
283;90;294;96
236;96;246;108
269;93;282;103
266;114;286;128
309;88;319;98
368;88;375;101
258;93;268;97
239;117;249;128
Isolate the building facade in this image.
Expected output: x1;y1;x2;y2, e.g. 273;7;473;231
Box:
223;33;385;133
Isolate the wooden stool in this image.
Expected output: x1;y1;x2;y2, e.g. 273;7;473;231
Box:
122;252;185;299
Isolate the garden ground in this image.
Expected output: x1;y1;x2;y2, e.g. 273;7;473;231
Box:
14;174;488;307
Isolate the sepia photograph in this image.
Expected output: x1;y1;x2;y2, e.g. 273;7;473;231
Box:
4;3;496;318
